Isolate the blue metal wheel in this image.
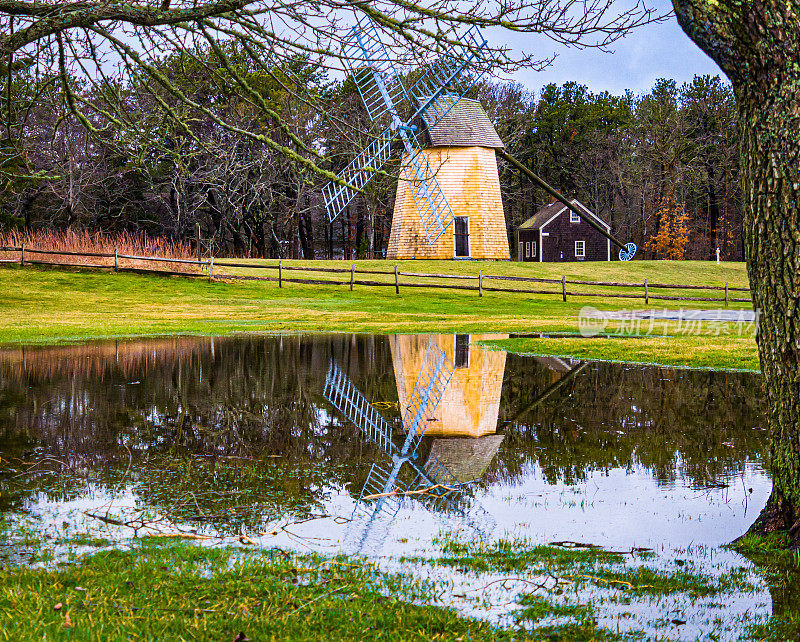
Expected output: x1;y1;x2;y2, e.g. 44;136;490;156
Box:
619;242;637;261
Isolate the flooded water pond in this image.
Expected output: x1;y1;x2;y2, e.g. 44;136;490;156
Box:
0;334;784;639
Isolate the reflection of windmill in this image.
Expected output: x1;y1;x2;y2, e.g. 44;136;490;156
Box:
323;15;502;257
323;340;493;553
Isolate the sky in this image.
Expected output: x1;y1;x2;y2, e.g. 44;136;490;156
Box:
498;0;724;96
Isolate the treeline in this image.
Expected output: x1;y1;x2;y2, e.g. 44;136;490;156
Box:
0;47;740;260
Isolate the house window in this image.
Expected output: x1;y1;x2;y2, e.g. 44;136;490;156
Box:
525;242;530;258
575;240;585;258
455;334;470;368
570;211;581;223
454;217;470;257
531;241;537;258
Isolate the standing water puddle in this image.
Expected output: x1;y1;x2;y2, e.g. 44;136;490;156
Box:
0;334;778;639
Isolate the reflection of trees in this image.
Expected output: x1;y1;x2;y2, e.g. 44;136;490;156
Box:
0;337;767;530
0;336;400;529
495;356;767;488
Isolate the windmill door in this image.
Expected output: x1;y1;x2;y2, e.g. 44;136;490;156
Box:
454;217;470;257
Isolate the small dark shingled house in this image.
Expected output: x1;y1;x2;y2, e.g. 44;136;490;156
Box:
516;199;611;262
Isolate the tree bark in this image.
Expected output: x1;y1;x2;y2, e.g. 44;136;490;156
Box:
673;0;800;544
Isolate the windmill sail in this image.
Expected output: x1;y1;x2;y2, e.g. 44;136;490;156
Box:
407;25;488;131
342;15;409;123
400;148;457;243
322;132;394;224
323;16;410;224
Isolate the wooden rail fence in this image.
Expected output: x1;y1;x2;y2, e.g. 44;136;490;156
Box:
0;245;752;306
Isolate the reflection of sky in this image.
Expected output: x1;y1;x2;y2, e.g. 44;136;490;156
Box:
253;461;774;639
292;462;772;557
493;0;724;95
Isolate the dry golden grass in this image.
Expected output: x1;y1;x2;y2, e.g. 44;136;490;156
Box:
0;229;199;273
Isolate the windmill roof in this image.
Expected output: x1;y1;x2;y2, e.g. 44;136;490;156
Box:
413;97;504;149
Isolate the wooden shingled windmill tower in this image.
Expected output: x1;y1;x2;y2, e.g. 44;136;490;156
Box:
322;17;510;260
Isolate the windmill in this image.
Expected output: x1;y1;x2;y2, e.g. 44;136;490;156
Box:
323;340;494;553
322;15;493;255
324;15;637;261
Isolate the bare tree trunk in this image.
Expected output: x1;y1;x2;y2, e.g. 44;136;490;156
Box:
706;161;720;258
298;209;314;259
674;0;800;544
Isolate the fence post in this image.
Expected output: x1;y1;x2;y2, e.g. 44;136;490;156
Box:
644;278;649;305
478;270;483;297
20;242;25;266
279;260;282;288
208;256;213;282
114;247;118;271
394;265;399;294
725;281;729;308
561;275;566;302
350;263;355;291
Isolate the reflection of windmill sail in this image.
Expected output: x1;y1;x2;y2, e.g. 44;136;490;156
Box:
405;455;496;537
344;500;400;555
323;361;396;455
323;16;488;244
402;340;453;449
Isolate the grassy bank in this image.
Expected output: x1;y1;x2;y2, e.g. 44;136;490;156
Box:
484;334;760;371
0;540;509;641
0;261;757;370
0;532;780;640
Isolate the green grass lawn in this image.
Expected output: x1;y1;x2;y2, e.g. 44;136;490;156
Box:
214;257;750;289
0;540;514;641
0;534;769;640
0;260;758;370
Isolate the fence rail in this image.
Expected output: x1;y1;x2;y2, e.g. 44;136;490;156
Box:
0;245;752;306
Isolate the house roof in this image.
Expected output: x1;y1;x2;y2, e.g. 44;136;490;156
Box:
518;201;565;230
412;97;504;149
517;199;610;230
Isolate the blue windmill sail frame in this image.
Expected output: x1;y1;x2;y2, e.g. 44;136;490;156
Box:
341;14;410;124
406;25;488;132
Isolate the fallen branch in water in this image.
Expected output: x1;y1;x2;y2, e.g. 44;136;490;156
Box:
549;541;653;555
459;576;557;594
149;533;215;541
362;484;457;501
286;585;352;616
560;573;658;591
